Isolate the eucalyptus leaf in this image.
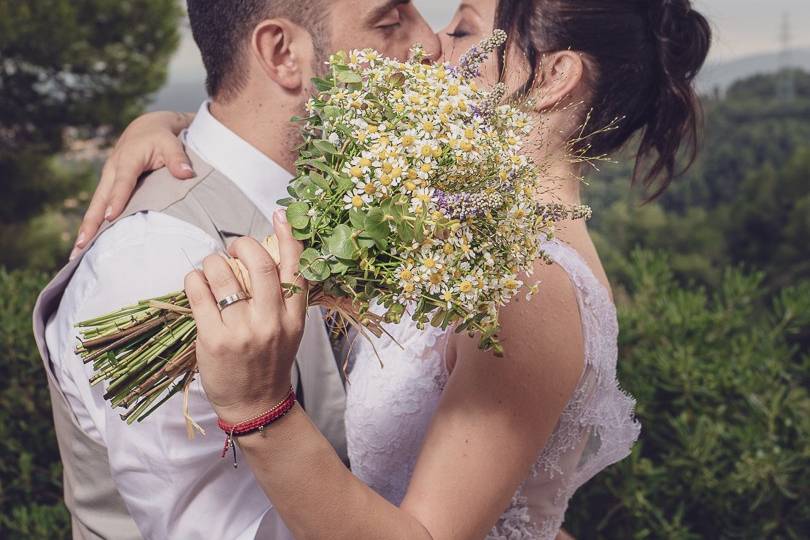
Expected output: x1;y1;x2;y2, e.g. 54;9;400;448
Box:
286;202;311;229
302;259;331;282
349;209;366;229
326;224;357;260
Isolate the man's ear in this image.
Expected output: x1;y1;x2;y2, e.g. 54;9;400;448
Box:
251;19;312;92
531;51;585;112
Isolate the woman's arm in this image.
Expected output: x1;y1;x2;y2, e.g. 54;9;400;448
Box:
186;213;584;539
73;111;196;258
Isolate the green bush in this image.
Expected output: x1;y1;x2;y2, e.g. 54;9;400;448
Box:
567;251;810;539
0;269;68;539
1;255;807;540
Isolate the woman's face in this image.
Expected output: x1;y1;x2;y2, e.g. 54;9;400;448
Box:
439;0;534;96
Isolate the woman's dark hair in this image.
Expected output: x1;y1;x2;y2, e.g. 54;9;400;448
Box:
495;0;711;200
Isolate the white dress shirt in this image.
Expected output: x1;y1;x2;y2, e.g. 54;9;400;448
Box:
45;102;296;540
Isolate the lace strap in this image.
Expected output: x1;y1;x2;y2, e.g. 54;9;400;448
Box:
540;239;610;303
540;238;618;374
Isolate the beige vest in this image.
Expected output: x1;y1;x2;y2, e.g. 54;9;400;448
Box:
32;149;347;540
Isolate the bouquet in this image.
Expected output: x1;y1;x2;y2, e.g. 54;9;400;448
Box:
76;32;591;427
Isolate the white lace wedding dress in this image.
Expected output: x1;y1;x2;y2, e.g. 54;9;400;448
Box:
344;239;641;539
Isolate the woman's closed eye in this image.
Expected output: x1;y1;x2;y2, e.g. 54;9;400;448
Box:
446;29;471;39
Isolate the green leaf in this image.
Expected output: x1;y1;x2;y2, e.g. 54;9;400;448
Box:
276;197;295;207
300;249;331;282
286;202;311;230
329;259;351;274
362;208;389;241
349;209;366;229
310;172;331;191
357;238;376;249
312;77;333;92
324;106;342;120
337;70;362;84
326;224;357;260
292;227;313;241
336;176;355;194
313;140;339;155
302;159;340;178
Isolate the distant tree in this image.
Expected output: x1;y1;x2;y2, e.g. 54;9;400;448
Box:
586;70;810;288
0;0;181;262
726;147;810;287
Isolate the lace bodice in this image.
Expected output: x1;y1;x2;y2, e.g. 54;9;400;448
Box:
344;239;640;539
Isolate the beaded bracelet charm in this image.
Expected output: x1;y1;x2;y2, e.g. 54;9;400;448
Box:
218;387;297;468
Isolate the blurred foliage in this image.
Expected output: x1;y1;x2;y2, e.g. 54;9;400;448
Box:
0;0;182;267
567;251;810;539
0;269;69;539
0;1;181;537
587;70;810;292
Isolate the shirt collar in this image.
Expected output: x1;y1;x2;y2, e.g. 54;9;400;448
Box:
183;101;292;221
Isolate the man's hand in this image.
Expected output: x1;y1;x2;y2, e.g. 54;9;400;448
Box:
184;209;308;423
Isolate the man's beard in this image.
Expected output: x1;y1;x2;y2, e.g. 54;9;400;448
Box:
281;46;330;167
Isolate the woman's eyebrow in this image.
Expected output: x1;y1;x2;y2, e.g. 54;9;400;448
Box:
458;3;481;18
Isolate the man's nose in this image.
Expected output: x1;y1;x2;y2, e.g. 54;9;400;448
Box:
411;14;442;61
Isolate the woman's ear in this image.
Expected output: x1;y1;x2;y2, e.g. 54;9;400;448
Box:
532;51;585;112
251;19;313;92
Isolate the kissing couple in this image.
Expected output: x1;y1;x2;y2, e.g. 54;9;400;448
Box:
34;0;711;538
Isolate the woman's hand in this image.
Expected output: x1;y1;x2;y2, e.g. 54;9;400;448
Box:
72;111;196;259
184;209;308;423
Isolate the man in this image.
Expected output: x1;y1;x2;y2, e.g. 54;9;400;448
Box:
33;1;440;538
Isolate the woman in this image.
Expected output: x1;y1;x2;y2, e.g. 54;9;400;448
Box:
79;1;711;537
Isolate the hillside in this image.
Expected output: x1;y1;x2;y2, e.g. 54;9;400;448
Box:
697;48;810;94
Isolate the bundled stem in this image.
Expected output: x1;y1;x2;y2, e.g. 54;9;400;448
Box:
75;238;383;428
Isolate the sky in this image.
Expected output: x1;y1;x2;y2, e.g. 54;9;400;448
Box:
166;0;810;89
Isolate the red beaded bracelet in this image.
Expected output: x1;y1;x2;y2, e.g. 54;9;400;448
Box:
218;388;297;468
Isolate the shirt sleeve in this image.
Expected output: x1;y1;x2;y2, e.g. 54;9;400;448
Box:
65;212;286;540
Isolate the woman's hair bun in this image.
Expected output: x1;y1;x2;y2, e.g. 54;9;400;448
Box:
652;0;712;83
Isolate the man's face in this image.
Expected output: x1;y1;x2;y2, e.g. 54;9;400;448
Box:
326;0;441;61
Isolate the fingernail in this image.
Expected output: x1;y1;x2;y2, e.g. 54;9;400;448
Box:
274;208;288;224
180;163;194;173
75;232;87;248
69;247;81;261
104;206;113;221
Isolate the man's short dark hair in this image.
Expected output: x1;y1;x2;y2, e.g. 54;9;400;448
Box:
187;0;330;99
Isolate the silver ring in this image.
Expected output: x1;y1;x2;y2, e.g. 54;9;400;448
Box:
218;291;251;311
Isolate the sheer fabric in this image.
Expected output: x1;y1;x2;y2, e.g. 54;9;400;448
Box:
344;239;640;538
